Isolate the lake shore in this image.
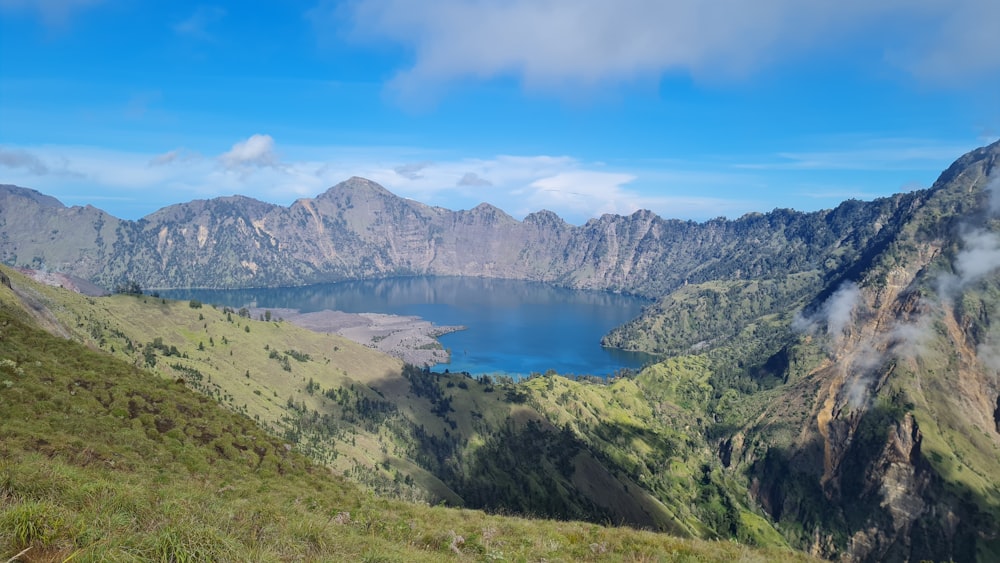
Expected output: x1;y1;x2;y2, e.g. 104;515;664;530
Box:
248;307;464;366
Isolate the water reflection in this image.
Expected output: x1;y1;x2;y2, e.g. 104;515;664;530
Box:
161;276;655;377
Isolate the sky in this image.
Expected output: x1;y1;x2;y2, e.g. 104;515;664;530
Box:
1;0;999;225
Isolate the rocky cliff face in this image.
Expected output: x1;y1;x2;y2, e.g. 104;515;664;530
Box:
1;177;921;301
730;140;1000;562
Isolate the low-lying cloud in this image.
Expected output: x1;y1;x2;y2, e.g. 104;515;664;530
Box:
792;281;863;343
794;172;1000;409
937;176;1000;299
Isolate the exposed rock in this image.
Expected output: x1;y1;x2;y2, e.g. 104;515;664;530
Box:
248;307;464;367
0;170;936;299
15;268;109;296
844;414;931;562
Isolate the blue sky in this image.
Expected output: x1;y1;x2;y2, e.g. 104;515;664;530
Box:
1;0;998;224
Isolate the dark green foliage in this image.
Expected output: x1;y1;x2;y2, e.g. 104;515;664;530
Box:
268;349;292;372
285;349;311;362
114;280;143;295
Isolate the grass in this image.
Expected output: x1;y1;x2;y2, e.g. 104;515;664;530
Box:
0;268;820;562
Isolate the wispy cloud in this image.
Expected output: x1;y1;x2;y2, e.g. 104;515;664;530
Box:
333;0;1000;103
457;172;491;187
937;175;1000;299
736;138;977;172
0;146;83;177
174;5;226;40
0;138;754;222
394;161;432;180
0;136;978;224
148;148;195;167
0;147;50;175
792;281;864;345
0;0;105;28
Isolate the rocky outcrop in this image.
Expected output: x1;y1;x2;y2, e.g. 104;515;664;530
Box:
843;413;932;562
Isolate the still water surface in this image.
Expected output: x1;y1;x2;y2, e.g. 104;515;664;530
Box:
161;276;654;377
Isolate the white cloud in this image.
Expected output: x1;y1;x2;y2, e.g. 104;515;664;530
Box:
219;134;278;169
792;281;864;343
335;0;998;102
936;174;1000;299
2;137;960;223
901;0;1000;81
2;141;727;222
524;171;637;216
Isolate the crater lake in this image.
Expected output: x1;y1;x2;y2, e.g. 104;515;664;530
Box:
160;276;654;377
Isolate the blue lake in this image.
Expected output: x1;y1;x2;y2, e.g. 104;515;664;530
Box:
161;276;655;377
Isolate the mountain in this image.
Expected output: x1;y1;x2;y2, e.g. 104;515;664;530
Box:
609;140;1000;561
1;177;917;305
4;140;1000;562
727;141;1000;561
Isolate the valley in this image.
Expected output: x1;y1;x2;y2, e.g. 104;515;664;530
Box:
2;139;1000;561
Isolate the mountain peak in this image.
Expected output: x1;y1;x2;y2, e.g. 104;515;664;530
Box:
0;184;65;208
524;209;568;227
320;177;394;199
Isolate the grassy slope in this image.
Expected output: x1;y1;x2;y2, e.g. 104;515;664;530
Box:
520;358;787;547
0;268;820;562
8;268;721;532
2;266;803;546
4;268;461;498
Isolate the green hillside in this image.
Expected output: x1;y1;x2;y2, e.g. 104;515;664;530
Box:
0;268;817;562
3;137;1000;563
0;266;796;545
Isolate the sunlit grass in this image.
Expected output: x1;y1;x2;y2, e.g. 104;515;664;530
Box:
0;273;819;562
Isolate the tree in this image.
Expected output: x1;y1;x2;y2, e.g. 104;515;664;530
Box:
142;344;156;367
114;280;143;295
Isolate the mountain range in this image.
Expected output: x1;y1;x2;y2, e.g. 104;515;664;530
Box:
2;139;1000;561
0;167;927;299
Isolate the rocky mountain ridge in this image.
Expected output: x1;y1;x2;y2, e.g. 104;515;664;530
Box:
0;176;919;301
